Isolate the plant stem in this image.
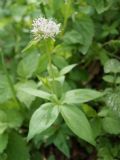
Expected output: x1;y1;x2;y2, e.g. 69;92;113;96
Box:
1;52;20;107
45;40;55;94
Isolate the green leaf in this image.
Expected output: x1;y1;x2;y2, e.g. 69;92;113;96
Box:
63;89;104;104
63;15;94;55
74;16;94;54
0;123;7;135
6;132;30;160
21;88;51;100
104;59;120;74
22;40;39;53
91;118;102;138
63;30;83;44
60;105;95;145
0;133;8;154
5;108;23;129
17;53;40;79
0;101;23;129
0;74;13;103
105;90;120;112
0;110;7;134
47;65;59;77
103;75;120;84
48;155;56;160
36;54;48;74
102;117;120;134
53;131;70;158
87;0;114;13
16;81;37;108
60;64;77;75
81;104;97;117
53;55;68;69
28;103;59;140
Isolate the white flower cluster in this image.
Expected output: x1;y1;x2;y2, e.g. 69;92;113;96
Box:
31;17;60;40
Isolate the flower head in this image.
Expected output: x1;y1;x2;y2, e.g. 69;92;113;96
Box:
31;17;60;40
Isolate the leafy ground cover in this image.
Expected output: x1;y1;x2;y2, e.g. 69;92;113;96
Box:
0;0;120;159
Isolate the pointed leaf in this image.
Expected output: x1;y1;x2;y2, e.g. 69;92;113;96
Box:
22;40;39;53
60;105;95;145
60;64;77;75
53;131;70;158
28;103;59;140
63;89;104;104
21;88;51;100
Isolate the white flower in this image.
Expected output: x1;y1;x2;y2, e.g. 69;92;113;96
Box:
31;17;60;40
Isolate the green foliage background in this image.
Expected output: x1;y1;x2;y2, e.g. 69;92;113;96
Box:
0;0;120;159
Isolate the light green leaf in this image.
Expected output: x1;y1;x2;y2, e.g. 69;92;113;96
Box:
60;64;77;75
28;103;59;140
0;133;8;154
6;132;30;160
102;117;120;134
60;105;95;145
104;59;120;74
63;89;104;104
21;88;51;100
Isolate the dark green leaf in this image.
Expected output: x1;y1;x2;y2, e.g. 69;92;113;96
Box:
87;0;114;13
0;74;13;103
53;131;70;158
6;132;30;160
0;133;8;154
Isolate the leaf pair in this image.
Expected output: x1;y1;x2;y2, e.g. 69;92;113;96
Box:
26;88;103;145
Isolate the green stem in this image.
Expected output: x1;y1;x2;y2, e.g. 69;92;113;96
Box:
1;52;20;107
45;40;55;94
